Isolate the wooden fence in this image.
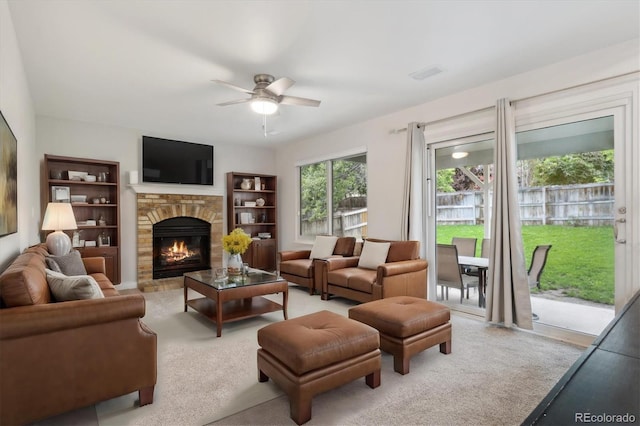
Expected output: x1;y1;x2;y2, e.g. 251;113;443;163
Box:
302;183;613;234
437;183;614;226
301;208;368;237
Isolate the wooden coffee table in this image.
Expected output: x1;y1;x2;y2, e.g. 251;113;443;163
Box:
183;269;288;337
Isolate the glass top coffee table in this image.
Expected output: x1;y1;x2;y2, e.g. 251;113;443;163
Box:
183;269;288;337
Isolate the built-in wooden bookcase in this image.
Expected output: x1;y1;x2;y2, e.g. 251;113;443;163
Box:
43;154;121;283
226;172;277;271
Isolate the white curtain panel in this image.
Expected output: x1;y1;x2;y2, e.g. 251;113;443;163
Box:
401;122;426;258
486;99;533;329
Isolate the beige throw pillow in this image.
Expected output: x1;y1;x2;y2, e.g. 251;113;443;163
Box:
45;269;104;301
309;235;339;259
358;241;391;270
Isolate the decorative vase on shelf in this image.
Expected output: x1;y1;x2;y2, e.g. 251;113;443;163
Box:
227;253;243;275
240;178;252;190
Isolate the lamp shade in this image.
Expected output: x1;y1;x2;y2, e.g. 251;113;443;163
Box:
42;202;77;231
250;98;278;115
42;203;77;256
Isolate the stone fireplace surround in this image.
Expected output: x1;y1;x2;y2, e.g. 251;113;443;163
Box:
137;193;223;291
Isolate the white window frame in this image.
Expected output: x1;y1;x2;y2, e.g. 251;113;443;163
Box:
295;147;367;244
514;73;639;311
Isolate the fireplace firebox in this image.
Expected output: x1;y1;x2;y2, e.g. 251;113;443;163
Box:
153;217;211;279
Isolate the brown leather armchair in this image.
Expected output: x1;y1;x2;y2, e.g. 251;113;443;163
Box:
278;237;356;295
319;239;427;303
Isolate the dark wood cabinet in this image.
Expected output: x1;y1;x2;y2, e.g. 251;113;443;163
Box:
226;172;277;271
245;238;276;271
44;154;121;283
80;247;119;282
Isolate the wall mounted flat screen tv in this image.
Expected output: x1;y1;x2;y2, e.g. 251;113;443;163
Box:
142;136;213;185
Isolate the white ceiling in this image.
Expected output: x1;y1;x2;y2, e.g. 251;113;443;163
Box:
7;0;640;147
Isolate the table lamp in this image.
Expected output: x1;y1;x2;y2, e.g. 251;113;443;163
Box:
42;202;77;256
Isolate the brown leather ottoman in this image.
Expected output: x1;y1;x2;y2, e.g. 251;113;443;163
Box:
348;296;451;375
257;310;381;425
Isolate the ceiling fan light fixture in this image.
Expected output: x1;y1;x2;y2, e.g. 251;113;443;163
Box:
251;98;278;115
452;151;469;159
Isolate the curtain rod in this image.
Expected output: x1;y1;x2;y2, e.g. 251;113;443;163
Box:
389;106;496;134
389;122;427;134
388;72;638;135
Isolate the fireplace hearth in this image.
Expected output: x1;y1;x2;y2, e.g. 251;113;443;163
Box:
153;217;211;279
136;192;223;291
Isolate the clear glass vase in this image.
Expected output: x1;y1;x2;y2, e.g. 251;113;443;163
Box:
227;253;243;275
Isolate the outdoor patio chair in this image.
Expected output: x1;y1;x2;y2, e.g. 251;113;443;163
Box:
437;244;478;303
528;244;552;321
480;238;490;258
528;245;552;290
451;237;477;257
452;237;477;276
464;238;490;277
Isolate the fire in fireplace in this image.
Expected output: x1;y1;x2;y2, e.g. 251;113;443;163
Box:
159;239;198;265
153;217;211;279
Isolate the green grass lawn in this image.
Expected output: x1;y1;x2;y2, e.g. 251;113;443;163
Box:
437;225;615;305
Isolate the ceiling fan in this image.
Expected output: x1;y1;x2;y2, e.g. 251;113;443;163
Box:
212;74;321;115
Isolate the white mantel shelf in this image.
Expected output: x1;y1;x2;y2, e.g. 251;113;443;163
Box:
128;183;224;196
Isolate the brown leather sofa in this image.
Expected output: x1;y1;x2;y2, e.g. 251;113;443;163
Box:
319;238;427;303
278;236;356;295
0;244;157;425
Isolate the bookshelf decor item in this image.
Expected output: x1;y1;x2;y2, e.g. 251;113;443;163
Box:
241;178;252;190
51;186;71;202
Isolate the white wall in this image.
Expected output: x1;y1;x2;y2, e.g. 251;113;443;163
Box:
275;39;640;251
35;116;277;287
0;0;37;271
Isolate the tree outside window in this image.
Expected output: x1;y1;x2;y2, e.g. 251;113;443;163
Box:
300;153;367;239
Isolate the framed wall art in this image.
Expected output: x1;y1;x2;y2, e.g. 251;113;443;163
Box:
0;110;18;237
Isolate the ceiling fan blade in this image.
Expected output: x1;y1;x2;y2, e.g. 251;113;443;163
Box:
265;77;295;96
217;98;251;106
211;80;254;94
279;95;321;107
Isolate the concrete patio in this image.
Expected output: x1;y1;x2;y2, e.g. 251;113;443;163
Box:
437;288;615;337
530;295;614;336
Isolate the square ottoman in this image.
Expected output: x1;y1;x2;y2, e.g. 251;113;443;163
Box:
257;310;381;425
348;296;451;375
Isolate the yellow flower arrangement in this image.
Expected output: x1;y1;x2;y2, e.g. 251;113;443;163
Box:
222;228;252;255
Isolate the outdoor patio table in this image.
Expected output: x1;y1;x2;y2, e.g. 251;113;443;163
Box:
458;256;489;308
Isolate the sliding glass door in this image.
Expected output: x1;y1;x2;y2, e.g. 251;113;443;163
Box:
425;78;636;339
430;134;494;313
515;116;616;335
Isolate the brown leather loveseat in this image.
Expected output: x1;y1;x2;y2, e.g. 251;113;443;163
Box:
0;244;157;425
319;238;427;303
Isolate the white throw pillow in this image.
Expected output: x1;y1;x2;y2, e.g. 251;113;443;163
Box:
45;269;105;301
309;235;339;259
358;241;391;270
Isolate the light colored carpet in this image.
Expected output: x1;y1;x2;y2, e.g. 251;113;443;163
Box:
83;286;583;425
